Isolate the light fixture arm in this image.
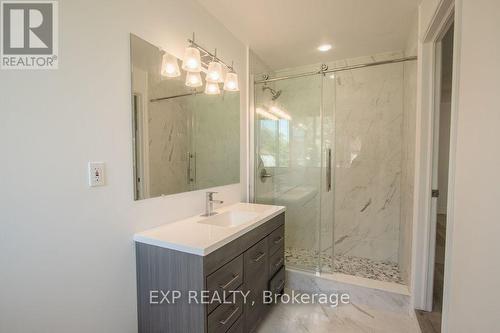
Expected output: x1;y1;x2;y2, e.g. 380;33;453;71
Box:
187;33;235;73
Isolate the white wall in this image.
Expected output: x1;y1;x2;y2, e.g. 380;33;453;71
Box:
443;0;500;331
0;0;247;332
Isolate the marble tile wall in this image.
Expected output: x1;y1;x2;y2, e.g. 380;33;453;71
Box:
332;61;404;263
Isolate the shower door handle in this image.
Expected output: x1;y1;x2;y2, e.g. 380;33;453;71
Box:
260;168;272;182
326;148;332;192
187;152;195;184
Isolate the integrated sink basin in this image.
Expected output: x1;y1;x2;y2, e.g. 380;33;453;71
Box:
198;210;259;227
133;202;285;256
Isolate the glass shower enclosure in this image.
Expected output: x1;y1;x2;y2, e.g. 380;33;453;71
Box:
254;74;336;273
254;61;409;284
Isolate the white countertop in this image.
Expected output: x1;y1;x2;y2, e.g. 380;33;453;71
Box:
133;202;285;256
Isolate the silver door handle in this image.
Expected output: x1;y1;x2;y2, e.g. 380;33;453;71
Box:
326;148;332;192
260;168;272;181
187;152;195;184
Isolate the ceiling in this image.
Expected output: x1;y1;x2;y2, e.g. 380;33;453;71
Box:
196;0;420;70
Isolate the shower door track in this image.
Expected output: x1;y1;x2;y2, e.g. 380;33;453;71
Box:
254;56;417;84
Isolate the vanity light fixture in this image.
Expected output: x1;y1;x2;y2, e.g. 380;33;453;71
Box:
185;71;202;88
223;71;239;92
161;53;181;78
206;49;223;83
317;44;332;52
207;61;223;82
180;33;239;94
204;81;221;95
182;38;202;72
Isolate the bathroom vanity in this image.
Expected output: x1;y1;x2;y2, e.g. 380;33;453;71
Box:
134;203;285;333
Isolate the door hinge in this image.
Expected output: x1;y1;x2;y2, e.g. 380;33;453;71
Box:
432;189;440;198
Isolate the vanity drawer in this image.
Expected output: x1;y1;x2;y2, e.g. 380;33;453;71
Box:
269;266;286;295
268;225;284;255
207;291;243;333
207;254;243;313
244;237;268;280
269;246;284;277
244;281;268;333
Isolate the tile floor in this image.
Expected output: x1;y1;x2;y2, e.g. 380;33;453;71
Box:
285;247;404;284
256;291;420;333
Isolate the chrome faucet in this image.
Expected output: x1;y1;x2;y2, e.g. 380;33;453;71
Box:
203;191;223;216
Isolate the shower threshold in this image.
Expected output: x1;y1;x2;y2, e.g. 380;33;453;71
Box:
285;247;404;284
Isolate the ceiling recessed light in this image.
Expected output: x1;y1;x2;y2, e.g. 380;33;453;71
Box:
317;44;332;52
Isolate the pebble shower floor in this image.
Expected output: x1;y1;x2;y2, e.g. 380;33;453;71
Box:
285;247;404;284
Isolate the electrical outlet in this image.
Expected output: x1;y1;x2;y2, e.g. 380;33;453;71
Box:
88;162;105;187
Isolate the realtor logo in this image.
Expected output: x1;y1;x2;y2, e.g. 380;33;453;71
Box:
1;1;58;69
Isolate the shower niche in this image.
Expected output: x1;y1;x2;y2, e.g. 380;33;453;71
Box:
253;55;416;285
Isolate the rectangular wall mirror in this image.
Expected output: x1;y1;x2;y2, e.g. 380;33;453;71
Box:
130;34;240;200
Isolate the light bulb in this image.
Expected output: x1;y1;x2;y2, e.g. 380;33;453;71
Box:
185;72;202;88
181;46;201;72
206;61;223;83
223;72;239;91
204;82;220;95
161;53;180;78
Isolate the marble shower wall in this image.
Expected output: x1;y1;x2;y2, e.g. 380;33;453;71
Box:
333;62;404;263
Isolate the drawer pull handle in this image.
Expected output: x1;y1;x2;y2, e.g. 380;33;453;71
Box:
219;306;239;325
275;279;285;293
219;274;240;289
274;257;284;268
273;236;283;245
252;252;266;262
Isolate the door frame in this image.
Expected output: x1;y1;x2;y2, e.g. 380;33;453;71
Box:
411;0;461;323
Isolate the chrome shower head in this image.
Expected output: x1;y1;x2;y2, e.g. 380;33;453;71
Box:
262;86;282;101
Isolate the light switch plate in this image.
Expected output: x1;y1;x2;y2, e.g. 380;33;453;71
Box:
88;162;105;187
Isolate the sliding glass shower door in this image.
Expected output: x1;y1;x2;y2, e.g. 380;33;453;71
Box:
254;60;411;283
254;74;335;273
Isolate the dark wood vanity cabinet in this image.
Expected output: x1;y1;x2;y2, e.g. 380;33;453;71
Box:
135;212;285;333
